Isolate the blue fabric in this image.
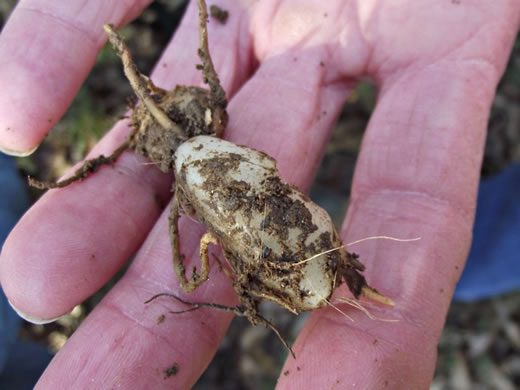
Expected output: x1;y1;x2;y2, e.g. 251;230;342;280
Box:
0;154;52;389
0;154;30;244
454;163;520;301
0;154;27;373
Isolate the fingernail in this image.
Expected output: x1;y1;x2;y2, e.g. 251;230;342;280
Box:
7;298;62;324
0;142;40;157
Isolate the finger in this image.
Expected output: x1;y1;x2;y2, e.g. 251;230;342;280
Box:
226;48;353;192
0;0;253;321
35;207;238;390
277;21;519;390
0;0;157;156
34;18;359;387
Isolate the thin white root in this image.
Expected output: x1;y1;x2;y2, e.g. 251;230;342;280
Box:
292;245;345;266
335;297;399;322
307;278;354;322
345;236;421;247
323;298;354;322
309;278;396;323
292;235;421;267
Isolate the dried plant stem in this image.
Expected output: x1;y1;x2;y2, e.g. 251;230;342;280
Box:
145;292;296;358
103;24;184;138
169;194;216;293
197;0;227;109
28;140;129;189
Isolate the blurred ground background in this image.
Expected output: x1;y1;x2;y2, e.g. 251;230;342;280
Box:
1;1;520;389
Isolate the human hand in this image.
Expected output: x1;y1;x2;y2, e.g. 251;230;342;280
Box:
1;0;519;388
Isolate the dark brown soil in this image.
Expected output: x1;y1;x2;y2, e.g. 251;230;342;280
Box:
210;5;229;25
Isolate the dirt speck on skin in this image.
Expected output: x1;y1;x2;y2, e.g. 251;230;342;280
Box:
164;362;179;378
283;370;289;376
317;110;328;120
210;4;229;24
156;314;166;324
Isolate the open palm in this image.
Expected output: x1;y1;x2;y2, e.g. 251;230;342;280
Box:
1;0;519;388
